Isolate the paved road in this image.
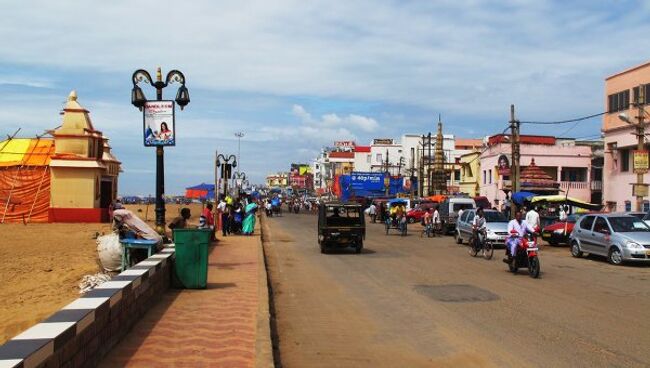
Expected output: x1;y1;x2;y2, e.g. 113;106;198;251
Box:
263;214;650;368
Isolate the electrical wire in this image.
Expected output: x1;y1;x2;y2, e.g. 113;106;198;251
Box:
519;112;606;125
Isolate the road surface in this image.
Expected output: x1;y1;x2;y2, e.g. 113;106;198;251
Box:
263;213;650;368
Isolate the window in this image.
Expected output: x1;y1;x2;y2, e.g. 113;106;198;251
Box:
483;170;486;184
632;84;650;105
466;212;475;224
366;155;371;163
621;149;630;172
376;153;382;163
625;201;632;212
580;216;595;231
608;90;630;113
561;168;587;182
454;170;460;181
488;169;492;184
593;217;610;234
644;201;649;213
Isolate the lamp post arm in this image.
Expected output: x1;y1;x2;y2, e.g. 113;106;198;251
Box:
165;70;186;86
132;69;154;86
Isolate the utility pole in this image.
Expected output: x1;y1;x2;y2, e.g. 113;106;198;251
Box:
427;132;432;196
510;104;520;219
410;147;415;199
635;85;646;212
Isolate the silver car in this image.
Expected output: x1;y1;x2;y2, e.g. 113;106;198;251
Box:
569;213;650;265
455;209;509;246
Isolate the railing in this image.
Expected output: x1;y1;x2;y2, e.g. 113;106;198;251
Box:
559;181;589;190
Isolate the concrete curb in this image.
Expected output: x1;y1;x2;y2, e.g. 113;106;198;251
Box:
255;216;275;368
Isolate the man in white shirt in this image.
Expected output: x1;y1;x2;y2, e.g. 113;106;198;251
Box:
432;207;441;234
525;206;541;231
505;210;536;262
558;206;567;221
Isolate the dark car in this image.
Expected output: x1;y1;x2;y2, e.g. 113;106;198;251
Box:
541;214;583;246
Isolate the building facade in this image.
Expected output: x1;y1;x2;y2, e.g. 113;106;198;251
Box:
602;61;650;212
480;135;595;210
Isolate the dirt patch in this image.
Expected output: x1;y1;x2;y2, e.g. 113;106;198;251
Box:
0;222;109;343
0;203;205;344
414;284;500;303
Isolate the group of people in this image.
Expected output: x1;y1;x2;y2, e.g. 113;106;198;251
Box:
217;195;257;236
166;195;258;238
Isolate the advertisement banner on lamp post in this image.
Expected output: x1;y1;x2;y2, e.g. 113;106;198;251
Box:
497;154;511;176
143;100;175;147
633;150;649;174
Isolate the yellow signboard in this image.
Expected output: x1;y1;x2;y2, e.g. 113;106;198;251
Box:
633;184;649;197
633;150;649;174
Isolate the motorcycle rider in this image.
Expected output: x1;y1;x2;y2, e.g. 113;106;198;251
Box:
472;207;487;250
504;210;536;263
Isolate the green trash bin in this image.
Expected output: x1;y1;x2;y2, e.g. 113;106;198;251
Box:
172;229;211;289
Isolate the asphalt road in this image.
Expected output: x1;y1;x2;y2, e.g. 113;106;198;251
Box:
262;213;650;368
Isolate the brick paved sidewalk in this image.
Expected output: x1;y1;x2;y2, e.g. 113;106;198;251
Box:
100;227;272;368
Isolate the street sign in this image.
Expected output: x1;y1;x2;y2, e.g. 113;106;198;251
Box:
143;101;175;146
633;150;649;174
633;183;649;197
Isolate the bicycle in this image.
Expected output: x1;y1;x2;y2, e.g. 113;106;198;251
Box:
420;222;434;238
469;228;494;260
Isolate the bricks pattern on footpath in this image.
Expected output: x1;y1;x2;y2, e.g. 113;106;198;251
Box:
100;234;260;368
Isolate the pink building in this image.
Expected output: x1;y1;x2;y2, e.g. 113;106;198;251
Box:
480;135;596;209
603;61;650;212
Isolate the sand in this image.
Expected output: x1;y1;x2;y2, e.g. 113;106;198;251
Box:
0;202;206;344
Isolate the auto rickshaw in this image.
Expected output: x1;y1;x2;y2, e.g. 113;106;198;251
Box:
317;202;365;254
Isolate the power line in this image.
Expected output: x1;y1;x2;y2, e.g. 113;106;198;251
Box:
519;111;606;125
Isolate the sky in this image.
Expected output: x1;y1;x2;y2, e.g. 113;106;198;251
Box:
1;0;649;195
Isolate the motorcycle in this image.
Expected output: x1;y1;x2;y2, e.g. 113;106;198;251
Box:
293;203;300;214
506;232;541;278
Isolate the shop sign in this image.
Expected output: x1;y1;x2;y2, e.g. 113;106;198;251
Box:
633;150;649;174
373;138;394;145
143;101;175;146
335;141;356;148
633;183;649;197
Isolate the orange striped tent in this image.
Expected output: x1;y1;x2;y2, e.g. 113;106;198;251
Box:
0;138;55;223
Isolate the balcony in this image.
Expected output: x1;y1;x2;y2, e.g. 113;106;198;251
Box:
558;181;603;191
559;181;588;190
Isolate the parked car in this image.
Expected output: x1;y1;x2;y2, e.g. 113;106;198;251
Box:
405;201;437;223
569;213;650;265
625;211;646;220
541;213;583;246
438;197;476;234
456;209;509;246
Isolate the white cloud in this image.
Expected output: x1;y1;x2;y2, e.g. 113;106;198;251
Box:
292;104;378;132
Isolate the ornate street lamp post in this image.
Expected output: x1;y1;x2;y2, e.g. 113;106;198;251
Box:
216;153;237;200
233;172;247;197
131;67;190;233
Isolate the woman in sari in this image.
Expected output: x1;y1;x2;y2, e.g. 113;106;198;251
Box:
242;202;258;235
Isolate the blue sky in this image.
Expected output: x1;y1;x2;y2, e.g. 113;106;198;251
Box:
0;0;648;195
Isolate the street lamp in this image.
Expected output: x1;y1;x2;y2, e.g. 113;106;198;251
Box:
131;67;190;233
216;153;237;199
233;172;247;196
234;132;245;174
